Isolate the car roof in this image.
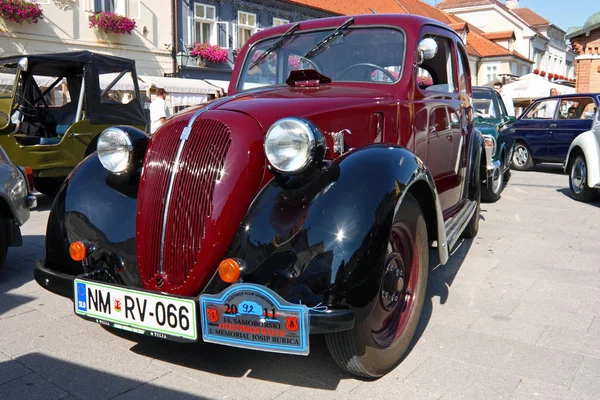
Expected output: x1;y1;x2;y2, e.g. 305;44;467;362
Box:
534;93;600;102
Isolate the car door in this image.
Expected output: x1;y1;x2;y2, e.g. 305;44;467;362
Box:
549;96;595;161
417;31;463;213
514;98;558;160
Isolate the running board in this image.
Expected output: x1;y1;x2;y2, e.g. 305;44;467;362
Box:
444;200;477;252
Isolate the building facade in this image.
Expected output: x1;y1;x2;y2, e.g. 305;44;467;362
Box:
176;0;332;83
438;0;576;80
0;0;172;76
566;12;600;93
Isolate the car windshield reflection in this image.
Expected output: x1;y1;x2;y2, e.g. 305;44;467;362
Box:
238;27;405;91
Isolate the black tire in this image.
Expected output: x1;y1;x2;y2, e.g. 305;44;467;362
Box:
0;220;8;274
568;153;597;202
326;193;428;378
482;159;504;203
34;177;64;197
503;168;511;184
511;141;534;171
461;147;482;238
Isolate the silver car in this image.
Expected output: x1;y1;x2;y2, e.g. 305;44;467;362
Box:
0;145;36;272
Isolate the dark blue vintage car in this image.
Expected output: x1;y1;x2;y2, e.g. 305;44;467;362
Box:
511;93;600;170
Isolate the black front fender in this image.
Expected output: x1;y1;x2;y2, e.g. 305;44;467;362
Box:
208;145;443;324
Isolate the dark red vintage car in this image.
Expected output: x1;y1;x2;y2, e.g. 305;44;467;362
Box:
34;14;483;378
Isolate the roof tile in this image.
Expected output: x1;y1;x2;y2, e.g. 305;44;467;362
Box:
512;8;550;26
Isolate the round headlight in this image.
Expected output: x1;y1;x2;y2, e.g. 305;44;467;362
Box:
264;118;321;173
97;128;133;173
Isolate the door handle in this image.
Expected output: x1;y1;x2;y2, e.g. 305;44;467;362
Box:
447;134;452;141
550;124;557;128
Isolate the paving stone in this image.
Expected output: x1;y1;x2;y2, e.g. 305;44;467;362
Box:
523;280;600;309
0;372;67;400
469;315;547;344
509;302;593;332
0;352;31;386
146;340;307;400
510;379;598;400
0;311;83;357
419;325;583;387
587;316;600;336
405;356;520;400
112;372;226;400
570;356;600;395
536;326;600;358
16;334;170;400
0;292;36;320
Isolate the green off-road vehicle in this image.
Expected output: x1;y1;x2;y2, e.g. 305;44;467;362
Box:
0;51;146;195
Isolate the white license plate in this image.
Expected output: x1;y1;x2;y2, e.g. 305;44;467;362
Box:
74;279;197;342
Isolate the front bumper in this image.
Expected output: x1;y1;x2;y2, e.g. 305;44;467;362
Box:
34;259;355;334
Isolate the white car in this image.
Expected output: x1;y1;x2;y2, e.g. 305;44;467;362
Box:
564;107;600;202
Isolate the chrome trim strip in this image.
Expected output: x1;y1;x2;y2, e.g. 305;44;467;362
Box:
157;92;255;273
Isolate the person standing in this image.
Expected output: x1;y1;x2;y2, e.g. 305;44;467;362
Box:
149;88;171;135
493;81;515;116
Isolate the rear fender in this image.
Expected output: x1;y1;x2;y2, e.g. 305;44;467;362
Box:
207;145;446;323
565;131;600;188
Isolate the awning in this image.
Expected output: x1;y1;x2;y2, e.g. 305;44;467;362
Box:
204;79;230;95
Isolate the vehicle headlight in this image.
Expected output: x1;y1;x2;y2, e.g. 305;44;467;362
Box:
97;127;133;173
483;135;497;156
264;117;324;173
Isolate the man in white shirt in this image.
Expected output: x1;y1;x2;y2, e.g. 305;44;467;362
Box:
493;81;515;117
149;88;171;134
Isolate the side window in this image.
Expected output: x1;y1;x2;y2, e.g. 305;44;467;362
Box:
558;97;595;120
495;91;508;117
524;99;558;119
418;35;457;94
99;72;137;104
456;45;470;96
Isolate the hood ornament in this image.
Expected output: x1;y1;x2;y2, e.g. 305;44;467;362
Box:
329;129;351;155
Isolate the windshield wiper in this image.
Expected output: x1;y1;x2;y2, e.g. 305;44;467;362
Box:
249;22;300;70
303;18;354;60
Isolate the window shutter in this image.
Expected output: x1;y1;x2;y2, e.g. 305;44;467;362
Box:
217;22;229;49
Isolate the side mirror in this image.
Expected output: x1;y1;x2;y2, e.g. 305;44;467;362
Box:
504;115;517;124
416;38;438;66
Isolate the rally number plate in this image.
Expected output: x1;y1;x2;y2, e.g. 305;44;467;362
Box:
74;279;197;342
199;284;309;355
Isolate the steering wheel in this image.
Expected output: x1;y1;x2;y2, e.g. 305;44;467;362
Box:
14;92;38;118
291;56;323;74
338;63;397;82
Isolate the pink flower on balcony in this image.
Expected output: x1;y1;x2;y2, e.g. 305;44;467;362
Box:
89;11;136;35
190;43;228;64
0;0;43;24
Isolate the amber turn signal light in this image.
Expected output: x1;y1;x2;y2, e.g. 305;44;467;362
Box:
69;241;87;262
218;258;241;283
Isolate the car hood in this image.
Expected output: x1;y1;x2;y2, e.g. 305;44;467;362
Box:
211;84;396;130
474;118;499;137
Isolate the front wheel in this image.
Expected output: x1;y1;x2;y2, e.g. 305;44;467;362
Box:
512;142;534;171
326;193;428;378
569;153;597;202
482;160;504;203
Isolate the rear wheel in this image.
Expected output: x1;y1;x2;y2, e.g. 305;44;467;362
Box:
569;153;597;202
34;177;64;197
326;194;428;378
512;141;534;171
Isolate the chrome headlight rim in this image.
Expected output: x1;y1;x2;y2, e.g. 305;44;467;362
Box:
483;134;497;157
97;127;134;174
264;117;322;174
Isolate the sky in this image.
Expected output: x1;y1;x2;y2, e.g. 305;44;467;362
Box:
423;0;599;32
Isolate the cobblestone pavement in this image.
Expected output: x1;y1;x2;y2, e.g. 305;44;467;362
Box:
1;164;600;400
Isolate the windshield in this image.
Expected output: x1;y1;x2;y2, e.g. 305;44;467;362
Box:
0;67;18;98
473;89;499;119
238;27;405;91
